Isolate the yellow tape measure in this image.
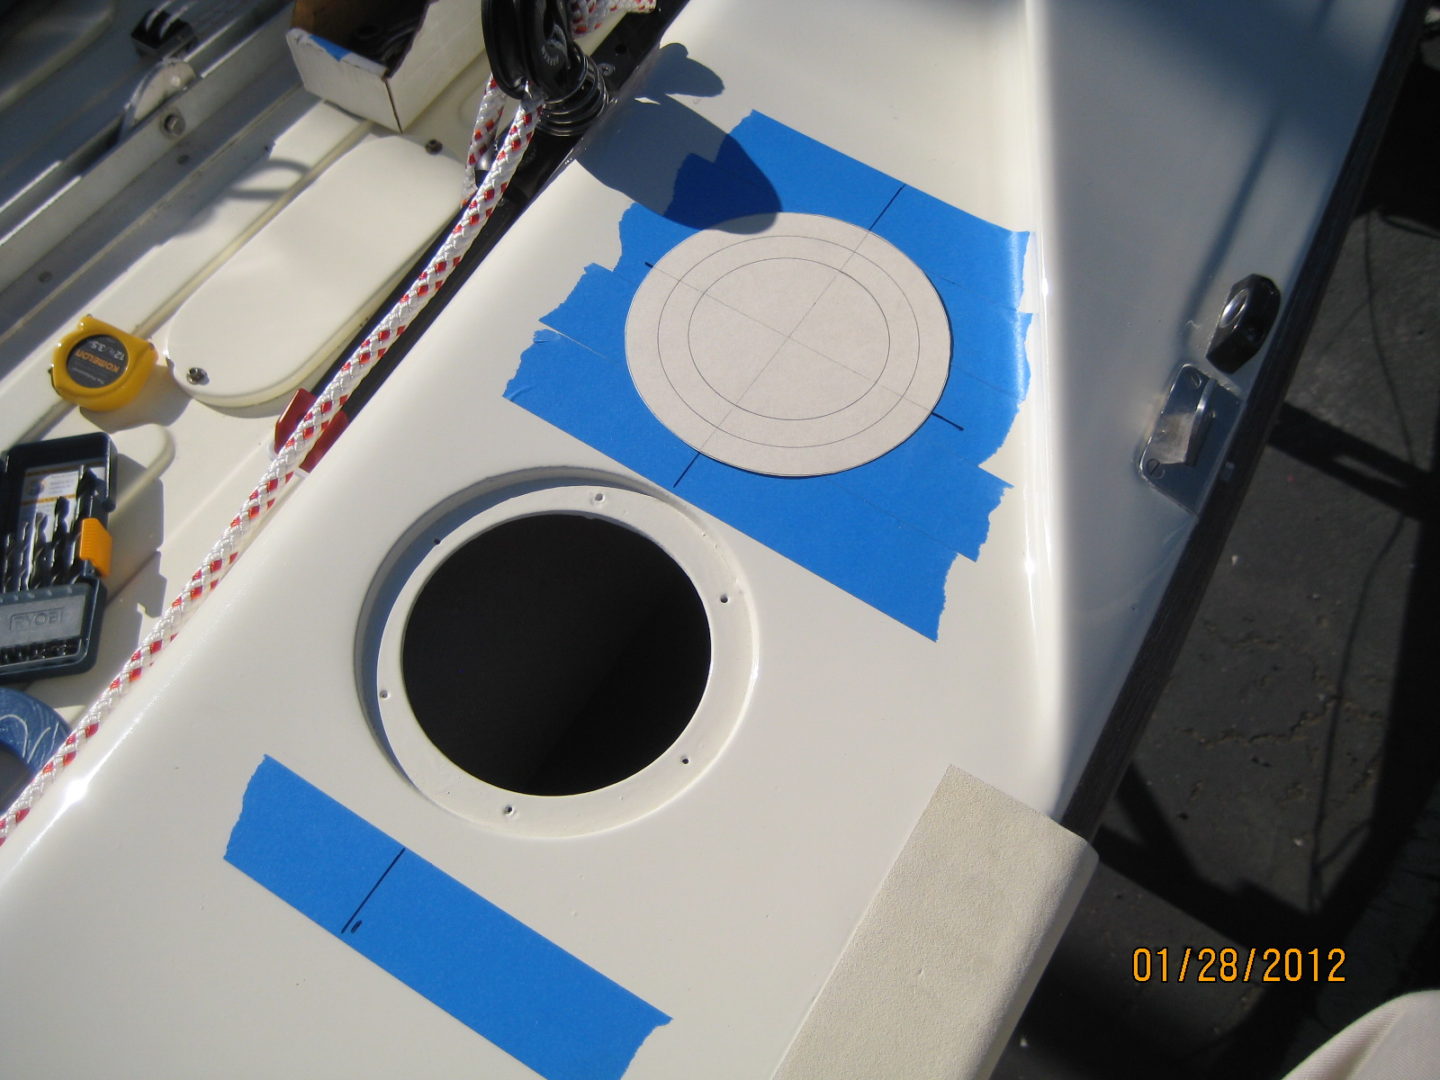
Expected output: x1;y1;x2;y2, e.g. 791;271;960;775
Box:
51;316;157;411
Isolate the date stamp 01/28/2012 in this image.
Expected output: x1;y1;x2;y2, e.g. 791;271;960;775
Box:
1132;947;1348;984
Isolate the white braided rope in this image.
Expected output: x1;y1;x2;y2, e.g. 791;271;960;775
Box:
464;76;512;196
570;0;657;36
0;96;542;845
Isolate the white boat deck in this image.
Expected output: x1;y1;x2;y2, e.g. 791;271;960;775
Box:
0;1;1407;1076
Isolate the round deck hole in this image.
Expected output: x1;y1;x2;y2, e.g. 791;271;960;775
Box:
400;514;711;797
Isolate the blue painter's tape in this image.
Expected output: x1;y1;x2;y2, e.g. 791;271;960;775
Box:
349;853;667;1080
507;325;986;630
611;203;700;285
932;369;1036;469
872;185;1028;309
722;112;901;228
225;756;402;932
505;331;698;487
664;153;785;234
930;277;1032;403
292;31;386;75
226;758;670;1080
507;111;1031;638
674;458;958;638
302;32;350;62
830;417;1010;561
541;265;636;363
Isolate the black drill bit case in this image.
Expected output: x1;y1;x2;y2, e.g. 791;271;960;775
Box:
0;433;117;683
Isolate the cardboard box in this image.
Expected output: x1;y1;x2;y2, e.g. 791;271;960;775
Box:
287;0;484;131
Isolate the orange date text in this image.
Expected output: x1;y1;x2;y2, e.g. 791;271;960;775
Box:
1131;947;1347;983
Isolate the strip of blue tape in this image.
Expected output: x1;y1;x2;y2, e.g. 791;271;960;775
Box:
506;110;1030;639
298;31;350;62
225;757;670;1080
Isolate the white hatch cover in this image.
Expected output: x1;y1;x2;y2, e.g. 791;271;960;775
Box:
165;136;462;408
625;212;951;477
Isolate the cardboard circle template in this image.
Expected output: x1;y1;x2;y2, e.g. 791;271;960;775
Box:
626;212;951;477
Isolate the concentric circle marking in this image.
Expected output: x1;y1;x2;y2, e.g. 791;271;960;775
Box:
625;212;951;477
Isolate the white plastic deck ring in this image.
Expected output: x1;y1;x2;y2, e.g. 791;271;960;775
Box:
626;212;951;477
371;481;753;838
